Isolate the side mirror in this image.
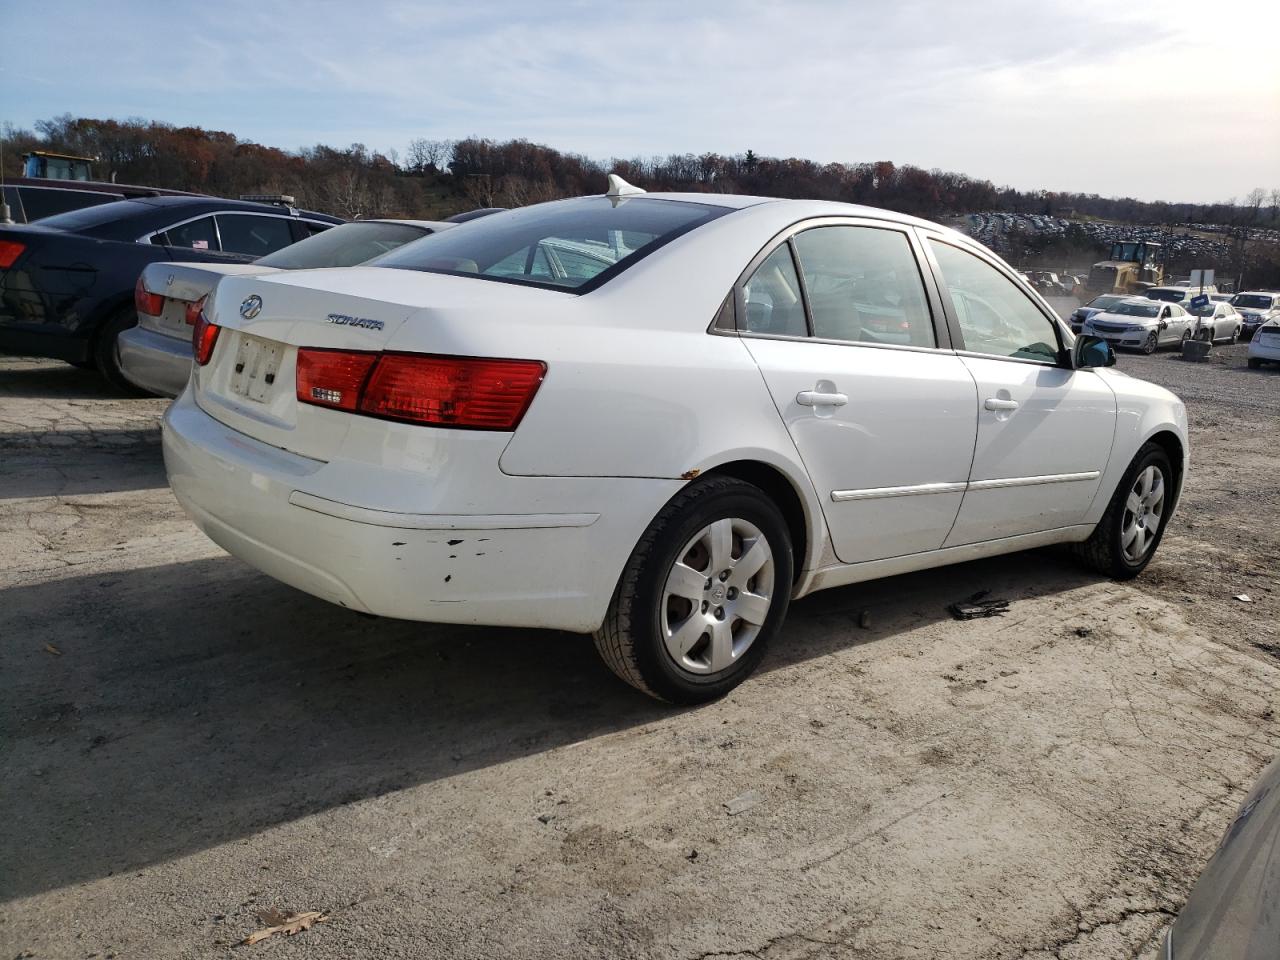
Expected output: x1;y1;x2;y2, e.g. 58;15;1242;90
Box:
1074;335;1115;369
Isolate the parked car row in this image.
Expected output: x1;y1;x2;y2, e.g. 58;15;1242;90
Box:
1068;288;1280;356
0;194;496;393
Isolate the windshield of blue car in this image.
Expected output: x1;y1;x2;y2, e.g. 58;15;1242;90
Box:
1109;302;1160;318
256;221;429;269
1232;294;1275;310
370;196;732;293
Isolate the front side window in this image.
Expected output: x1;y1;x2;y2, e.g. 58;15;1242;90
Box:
217;215;295;257
159;216;218;250
742;244;807;337
792;226;934;347
371;196;729;292
929;240;1060;363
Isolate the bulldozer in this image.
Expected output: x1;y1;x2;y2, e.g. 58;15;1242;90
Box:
21;151;96;181
1085;240;1163;296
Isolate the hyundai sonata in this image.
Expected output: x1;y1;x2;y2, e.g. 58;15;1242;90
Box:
163;177;1188;703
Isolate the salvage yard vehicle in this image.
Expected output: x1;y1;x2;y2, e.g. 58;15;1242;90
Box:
162;179;1188;704
1248;319;1280;369
1069;293;1128;333
121;218;457;397
1232;291;1280;339
1147;284;1219;304
1085;239;1163;296
1186;300;1244;344
1083;297;1193;353
0;196;341;389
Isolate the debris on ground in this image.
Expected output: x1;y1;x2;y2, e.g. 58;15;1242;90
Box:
948;591;1011;620
1073;627;1093;638
43;643;62;657
723;789;763;816
241;909;329;946
1235;594;1254;603
536;813;554;824
858;610;872;629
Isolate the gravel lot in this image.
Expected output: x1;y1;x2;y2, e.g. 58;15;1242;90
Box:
2;334;1278;960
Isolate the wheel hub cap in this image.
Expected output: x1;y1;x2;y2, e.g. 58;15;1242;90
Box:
1121;465;1165;562
661;517;776;676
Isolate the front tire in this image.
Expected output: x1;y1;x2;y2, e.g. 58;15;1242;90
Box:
1075;442;1173;579
1142;331;1159;355
594;476;794;704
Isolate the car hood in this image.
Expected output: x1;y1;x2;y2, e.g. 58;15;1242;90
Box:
1089;312;1158;328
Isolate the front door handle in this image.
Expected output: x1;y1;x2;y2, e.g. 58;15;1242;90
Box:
984;397;1020;411
797;390;849;407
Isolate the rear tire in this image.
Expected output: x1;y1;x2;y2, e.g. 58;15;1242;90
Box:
1249;358;1262;369
593;475;793;704
93;307;147;395
1075;442;1173;580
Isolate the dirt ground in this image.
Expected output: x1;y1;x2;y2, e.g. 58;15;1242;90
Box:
2;335;1278;960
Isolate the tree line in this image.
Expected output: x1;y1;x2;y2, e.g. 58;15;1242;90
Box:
4;114;1278;232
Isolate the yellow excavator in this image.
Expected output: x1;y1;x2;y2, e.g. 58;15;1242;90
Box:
1086;240;1164;296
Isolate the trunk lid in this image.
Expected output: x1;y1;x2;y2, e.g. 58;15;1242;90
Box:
139;262;279;341
192;267;544;461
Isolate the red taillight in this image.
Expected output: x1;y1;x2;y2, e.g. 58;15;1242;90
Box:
295;348;378;412
185;295;207;326
0;240;25;269
134;276;165;316
192;310;220;366
295;350;546;430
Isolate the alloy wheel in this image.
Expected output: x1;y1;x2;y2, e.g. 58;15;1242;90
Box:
1121;465;1165;563
661;517;775;675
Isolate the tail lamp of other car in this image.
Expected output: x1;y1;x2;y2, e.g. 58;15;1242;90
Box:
134;276;165;317
0;240;25;269
192;310;220;366
185;295;207;326
295;349;546;431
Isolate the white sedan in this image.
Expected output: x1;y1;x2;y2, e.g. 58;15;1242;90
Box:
163;179;1189;703
1083;297;1194;353
1186;300;1245;344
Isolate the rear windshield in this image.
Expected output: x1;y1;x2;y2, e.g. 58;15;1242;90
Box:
1146;289;1186;302
257;221;430;270
371;196;731;293
1111;302;1160;318
33;198;153;233
1232;294;1275;309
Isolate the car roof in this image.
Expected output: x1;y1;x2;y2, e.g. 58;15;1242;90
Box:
360;218;453;230
126;194;339;220
621;191;957;233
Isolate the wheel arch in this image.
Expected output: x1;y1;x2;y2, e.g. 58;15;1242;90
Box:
1144;428;1186;511
696;457;826;583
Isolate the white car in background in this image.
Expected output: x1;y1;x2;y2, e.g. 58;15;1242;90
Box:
1186;299;1244;343
163;179;1189;704
1248;319;1280;368
1083;296;1193;353
120;219;457;397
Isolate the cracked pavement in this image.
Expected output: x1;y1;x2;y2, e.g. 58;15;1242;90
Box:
1;346;1278;960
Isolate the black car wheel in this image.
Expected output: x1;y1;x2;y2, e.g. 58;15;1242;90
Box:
93;307;147;395
1075;442;1173;580
1142;331;1159;355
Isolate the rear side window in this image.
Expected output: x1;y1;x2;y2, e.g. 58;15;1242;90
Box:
371;196;730;293
158;217;218;250
742;245;807;337
18;187;116;221
217;215;295;256
792;226;935;347
929;240;1060;363
257;222;428;269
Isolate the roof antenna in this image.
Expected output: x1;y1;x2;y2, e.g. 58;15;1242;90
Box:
0;132;11;225
606;173;645;206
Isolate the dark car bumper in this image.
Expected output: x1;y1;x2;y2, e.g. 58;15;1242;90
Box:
0;320;92;363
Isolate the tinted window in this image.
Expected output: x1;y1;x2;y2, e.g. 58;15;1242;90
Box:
216;214;295;257
18;187;116;221
930;240;1060;363
160;217;218;250
258;221;429;269
1232;294;1276;310
32;198;154;233
372;196;729;292
792;226;934;347
742;244;807;337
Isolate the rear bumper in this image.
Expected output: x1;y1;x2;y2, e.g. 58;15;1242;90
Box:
1248;336;1280;362
0;322;91;362
162;388;676;632
118;324;191;397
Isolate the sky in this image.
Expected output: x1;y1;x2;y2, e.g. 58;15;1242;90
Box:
1;0;1277;204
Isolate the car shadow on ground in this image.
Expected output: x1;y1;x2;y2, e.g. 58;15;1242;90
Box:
0;545;1098;901
0;360;138;401
1;441;167;499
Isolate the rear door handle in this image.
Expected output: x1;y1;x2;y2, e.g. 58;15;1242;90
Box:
797;390;848;407
984;398;1020;411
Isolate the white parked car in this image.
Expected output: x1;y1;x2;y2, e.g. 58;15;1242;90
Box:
162;180;1189;704
120;219;458;397
1232;291;1280;339
1185;299;1244;344
1083;297;1193;353
1248;319;1280;368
